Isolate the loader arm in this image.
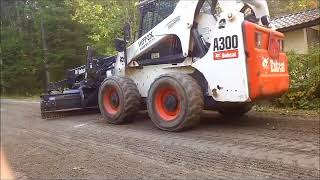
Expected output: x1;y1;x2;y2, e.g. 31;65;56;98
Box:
123;0;271;66
126;0;200;63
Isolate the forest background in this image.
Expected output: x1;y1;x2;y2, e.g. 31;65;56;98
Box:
1;0;319;109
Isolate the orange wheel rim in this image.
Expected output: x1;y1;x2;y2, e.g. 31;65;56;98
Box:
103;86;120;115
155;86;180;122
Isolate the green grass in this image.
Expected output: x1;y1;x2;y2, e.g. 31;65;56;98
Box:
254;105;319;117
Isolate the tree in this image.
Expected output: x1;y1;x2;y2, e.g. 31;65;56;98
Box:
1;0;318;96
268;0;319;18
1;0;89;95
70;0;139;54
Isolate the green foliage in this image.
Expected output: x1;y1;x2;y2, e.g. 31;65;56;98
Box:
285;0;318;12
1;0;89;96
275;48;320;110
1;0;43;95
70;0;139;54
268;0;318;18
1;0;319;112
1;0;138;96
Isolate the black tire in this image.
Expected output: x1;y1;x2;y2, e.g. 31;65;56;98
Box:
147;73;204;132
98;76;141;124
218;103;253;117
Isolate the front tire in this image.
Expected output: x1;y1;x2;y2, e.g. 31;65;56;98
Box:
147;73;204;132
99;76;141;124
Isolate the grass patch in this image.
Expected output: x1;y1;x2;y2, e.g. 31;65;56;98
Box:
254;105;319;117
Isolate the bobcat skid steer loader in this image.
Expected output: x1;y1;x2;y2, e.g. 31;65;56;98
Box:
42;0;289;131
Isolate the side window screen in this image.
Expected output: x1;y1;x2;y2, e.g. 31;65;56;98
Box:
201;1;213;14
142;11;154;36
139;0;178;37
157;0;179;23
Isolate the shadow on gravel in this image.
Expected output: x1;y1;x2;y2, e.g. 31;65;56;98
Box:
197;110;319;133
200;111;262;126
129;110;273;132
42;108;319;134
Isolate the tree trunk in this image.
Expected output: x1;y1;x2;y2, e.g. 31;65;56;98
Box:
15;0;22;35
41;17;50;92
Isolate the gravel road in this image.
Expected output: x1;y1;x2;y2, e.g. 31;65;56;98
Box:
1;99;319;179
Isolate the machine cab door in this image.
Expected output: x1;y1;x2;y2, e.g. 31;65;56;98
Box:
138;0;179;38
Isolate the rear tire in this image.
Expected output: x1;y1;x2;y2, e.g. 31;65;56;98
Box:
99;76;141;124
147;73;204;132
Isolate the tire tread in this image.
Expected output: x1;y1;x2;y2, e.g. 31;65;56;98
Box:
99;76;141;124
148;73;204;131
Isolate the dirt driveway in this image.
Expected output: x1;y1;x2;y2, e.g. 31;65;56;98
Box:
1;99;319;179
